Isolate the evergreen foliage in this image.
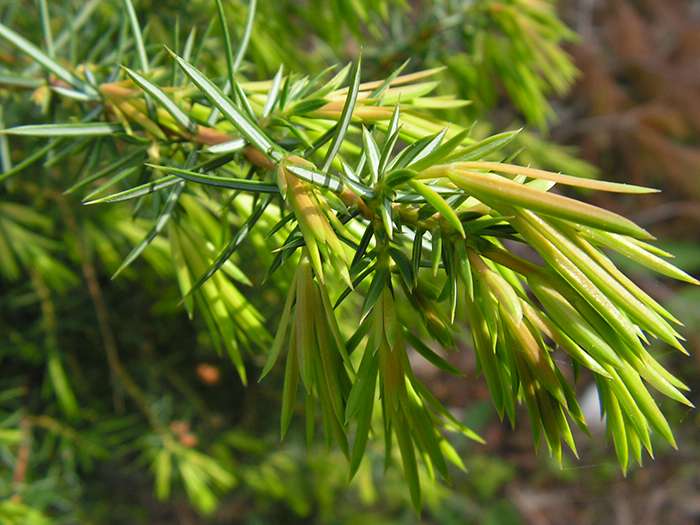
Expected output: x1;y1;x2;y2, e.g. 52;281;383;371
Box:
0;0;696;521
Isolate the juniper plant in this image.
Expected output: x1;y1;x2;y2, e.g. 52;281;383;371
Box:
202;0;578;129
0;0;697;514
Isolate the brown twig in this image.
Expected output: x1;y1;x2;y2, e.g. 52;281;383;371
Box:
55;195;165;432
11;414;32;500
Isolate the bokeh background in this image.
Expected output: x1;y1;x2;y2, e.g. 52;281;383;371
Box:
1;0;699;523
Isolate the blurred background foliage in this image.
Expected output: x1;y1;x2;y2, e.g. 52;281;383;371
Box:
0;0;699;523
